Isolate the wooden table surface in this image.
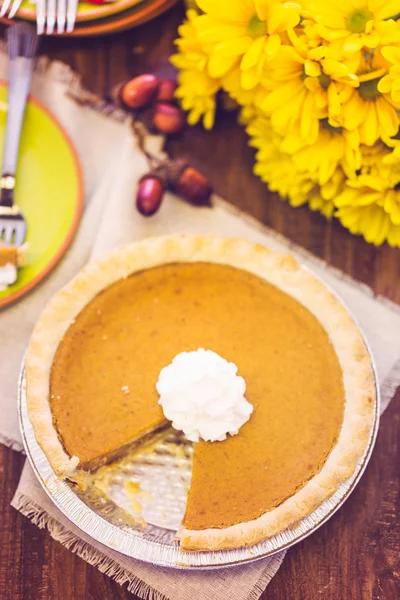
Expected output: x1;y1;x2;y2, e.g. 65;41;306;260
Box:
1;5;400;599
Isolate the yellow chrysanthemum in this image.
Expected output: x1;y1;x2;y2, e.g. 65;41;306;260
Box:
174;70;220;129
172;9;212;71
304;0;400;52
281;122;361;183
378;45;400;103
173;4;400;246
335;146;400;246
260;30;359;142
194;0;301;89
171;10;221;129
309;169;346;218
341;78;400;145
246;115;343;217
221;68;270;110
247;116;315;205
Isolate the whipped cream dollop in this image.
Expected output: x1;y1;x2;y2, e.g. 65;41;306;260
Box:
156;349;253;442
0;263;17;291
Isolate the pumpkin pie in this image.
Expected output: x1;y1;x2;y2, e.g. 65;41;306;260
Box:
25;235;375;551
0;242;27;290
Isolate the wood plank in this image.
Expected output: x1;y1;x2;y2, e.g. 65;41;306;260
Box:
0;5;399;598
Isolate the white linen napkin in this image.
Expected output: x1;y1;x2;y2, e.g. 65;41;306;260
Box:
0;54;399;600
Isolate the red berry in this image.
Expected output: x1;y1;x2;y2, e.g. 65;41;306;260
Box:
153;103;185;134
136;176;164;216
121;74;159;110
156;80;177;103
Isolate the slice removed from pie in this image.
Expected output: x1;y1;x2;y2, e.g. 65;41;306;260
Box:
25;235;375;551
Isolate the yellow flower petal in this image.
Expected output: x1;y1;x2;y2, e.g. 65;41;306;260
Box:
342;93;368;128
196;21;241;42
376;97;399;138
388;224;400;247
372;0;400;20
300;92;319;142
203;106;215;129
241;36;265;71
261;80;302;111
216;36;253;57
208;52;238;78
362;208;385;245
373;211;391;246
254;0;269;21
358;108;379;146
388;201;400;227
264;33;281;56
241;68;262;89
343;35;364;53
381;45;400;65
304;59;321;77
322;58;352;79
267;4;300;34
363;31;380;48
308;46;326;61
327;82;341;117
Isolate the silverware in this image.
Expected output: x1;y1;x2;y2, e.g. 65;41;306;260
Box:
0;24;38;246
36;0;79;35
0;0;23;20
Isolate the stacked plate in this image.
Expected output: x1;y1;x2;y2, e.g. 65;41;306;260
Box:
0;0;179;35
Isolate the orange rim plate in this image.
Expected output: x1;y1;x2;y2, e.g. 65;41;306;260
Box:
0;82;83;308
9;0;145;23
0;0;179;35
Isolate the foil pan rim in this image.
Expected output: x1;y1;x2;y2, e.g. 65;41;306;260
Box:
18;277;380;569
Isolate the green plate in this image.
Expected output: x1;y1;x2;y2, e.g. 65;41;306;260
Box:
0;82;84;308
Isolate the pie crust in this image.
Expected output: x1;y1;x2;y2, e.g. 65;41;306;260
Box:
25;234;376;550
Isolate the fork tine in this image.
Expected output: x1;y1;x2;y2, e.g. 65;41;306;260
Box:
0;0;12;17
66;0;78;33
3;225;14;245
57;0;66;33
8;0;24;19
46;0;56;34
36;0;46;34
14;223;26;247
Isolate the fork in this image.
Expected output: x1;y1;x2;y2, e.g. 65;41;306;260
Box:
0;0;22;20
0;24;38;246
36;0;79;35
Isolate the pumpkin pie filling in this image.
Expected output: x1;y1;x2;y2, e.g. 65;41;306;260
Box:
0;245;18;267
50;262;345;531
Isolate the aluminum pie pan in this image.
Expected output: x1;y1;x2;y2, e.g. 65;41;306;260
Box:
18;298;380;570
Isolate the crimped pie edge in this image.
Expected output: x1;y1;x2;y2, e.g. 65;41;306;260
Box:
25;234;376;548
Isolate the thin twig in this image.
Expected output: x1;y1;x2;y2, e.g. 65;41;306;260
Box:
130;117;161;170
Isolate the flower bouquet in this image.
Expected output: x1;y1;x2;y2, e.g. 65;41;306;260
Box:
172;1;400;246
